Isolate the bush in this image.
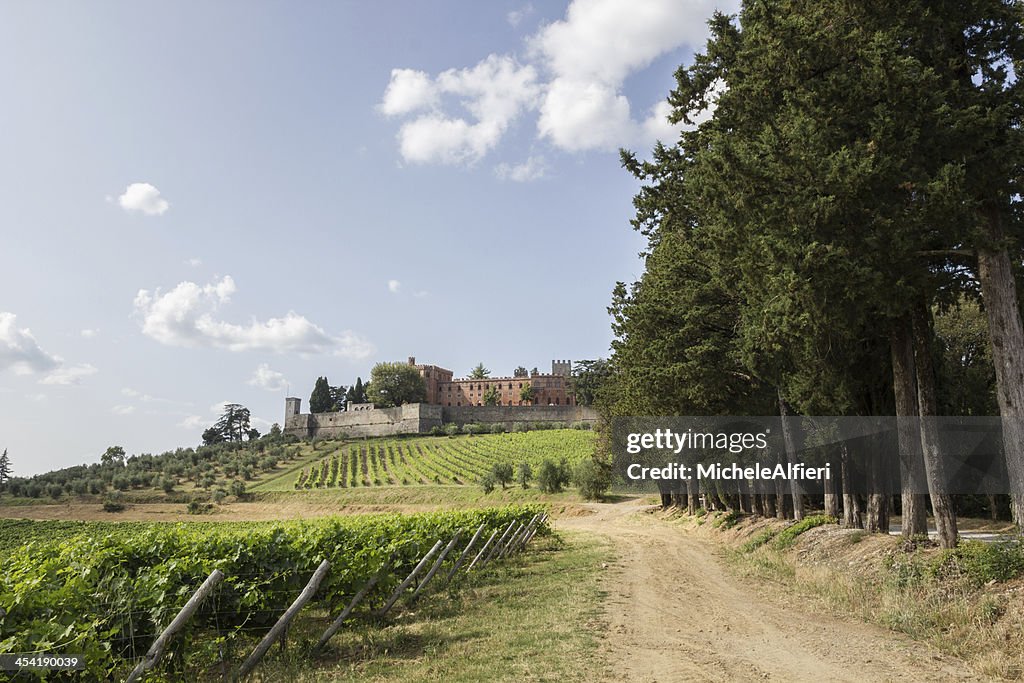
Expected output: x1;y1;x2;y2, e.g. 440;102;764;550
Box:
537;458;571;493
229;479;247;498
930;541;1024;586
444;423;460;436
480;473;496;494
517;462;532;489
511;422;528;433
774;514;836;548
212;489;227;504
490;423;506;434
160;477;176;493
46;484;63;500
187;501;215;515
492;463;514;489
430;425;446;436
102;493;125;513
572;458;610;500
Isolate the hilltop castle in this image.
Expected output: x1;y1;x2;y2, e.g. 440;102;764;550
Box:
283;357;596;440
410;357;574;407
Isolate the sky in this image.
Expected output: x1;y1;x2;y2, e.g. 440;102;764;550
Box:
0;0;737;476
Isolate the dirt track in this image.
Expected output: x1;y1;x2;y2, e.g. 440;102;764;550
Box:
556;501;981;683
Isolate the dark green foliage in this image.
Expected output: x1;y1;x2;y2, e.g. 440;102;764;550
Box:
571;457;611;500
537;458;570;493
0;448;11;489
366;362;427;407
310;376;334;413
517;462;532;489
491;462;514;489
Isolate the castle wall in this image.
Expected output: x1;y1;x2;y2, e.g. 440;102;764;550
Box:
284;403;443;439
441;404;598;427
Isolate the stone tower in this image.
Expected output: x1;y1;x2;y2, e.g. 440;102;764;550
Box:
552;359;571;377
285;397;302;421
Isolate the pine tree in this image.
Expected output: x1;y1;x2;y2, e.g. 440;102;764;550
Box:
0;449;11;488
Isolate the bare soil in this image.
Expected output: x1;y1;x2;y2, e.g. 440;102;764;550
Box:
556;500;981;683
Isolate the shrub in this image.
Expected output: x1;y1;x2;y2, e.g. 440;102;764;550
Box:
492;463;514;489
444;423;460;436
511;422;528;432
480;473;496;494
517;462;532;489
160;476;176;493
187;501;215;515
229;479;247;498
212;489;227;504
572;458;610;500
490;423;506;434
929;541;1024;586
774;514;836;548
430;425;446;436
537;458;570;493
741;529;778;553
102;493;125;513
46;484;63;500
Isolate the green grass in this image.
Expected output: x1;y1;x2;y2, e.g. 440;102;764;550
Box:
772;514;836;549
221;532;612;683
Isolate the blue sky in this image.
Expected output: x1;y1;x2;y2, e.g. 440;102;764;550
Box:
0;0;735;475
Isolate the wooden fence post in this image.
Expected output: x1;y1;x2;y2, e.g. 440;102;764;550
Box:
467;529;499;572
377;539;443;618
411;531;460;601
235;559;331;681
480;521;517;568
506;515;539;556
125;569;224;683
497;523;525;560
315;555;394;652
443;524;485;586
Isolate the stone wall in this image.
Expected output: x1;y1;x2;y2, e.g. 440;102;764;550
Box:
284;401;599;440
284;402;443;439
442;404;598;428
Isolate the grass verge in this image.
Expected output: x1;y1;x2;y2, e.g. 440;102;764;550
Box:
717;516;1024;679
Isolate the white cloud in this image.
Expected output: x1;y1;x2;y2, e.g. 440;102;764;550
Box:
413;290;430;299
40;363;98;386
133;276;374;358
496;155;548;181
379;69;439;117
383;55;540;165
507;3;535;27
185;257;202;268
388;279;402;294
248;363;287;392
0;312;62;376
118;182;170;216
80;328;99;339
380;0;736;161
112;405;136;416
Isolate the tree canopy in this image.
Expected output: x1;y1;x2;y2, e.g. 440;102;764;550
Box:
366;362;427;407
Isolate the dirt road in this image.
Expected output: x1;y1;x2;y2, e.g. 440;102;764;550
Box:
556;501;980;683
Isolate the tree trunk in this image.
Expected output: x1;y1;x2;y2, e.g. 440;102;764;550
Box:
890;321;929;537
840;444;862;528
977;240;1024;527
912;301;959;548
778;390;804;521
686;477;698;514
762;490;776;517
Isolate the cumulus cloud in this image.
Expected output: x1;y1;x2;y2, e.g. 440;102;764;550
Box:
380;0;736;161
388;279;402;294
118;182;170;216
40;363;98;386
133;276;374;358
495;155;547;181
248;363;287;392
0;313;61;376
382;55;540;165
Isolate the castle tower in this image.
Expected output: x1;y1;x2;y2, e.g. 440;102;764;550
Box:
552;359;571;377
285;397;301;420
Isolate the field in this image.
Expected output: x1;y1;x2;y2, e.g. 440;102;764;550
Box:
256;430;596;492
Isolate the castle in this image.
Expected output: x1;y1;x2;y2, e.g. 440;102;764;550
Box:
283;358;597;440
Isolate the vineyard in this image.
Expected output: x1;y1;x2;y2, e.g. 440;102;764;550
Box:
284;430;596;491
0;506;544;681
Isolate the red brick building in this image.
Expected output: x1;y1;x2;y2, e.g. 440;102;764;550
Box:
408;357;574;407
